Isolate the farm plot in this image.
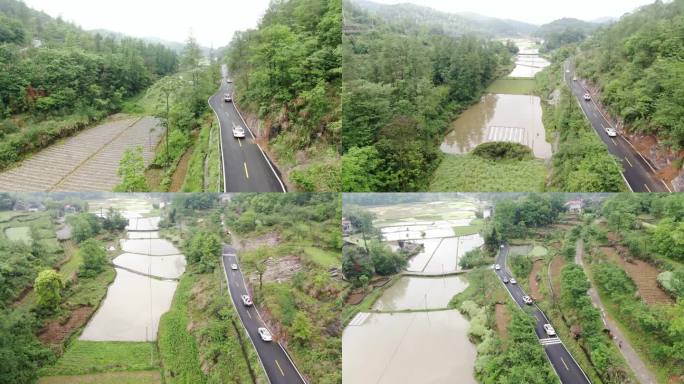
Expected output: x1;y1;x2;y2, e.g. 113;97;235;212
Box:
0;115;162;191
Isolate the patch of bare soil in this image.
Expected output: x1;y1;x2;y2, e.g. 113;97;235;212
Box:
39;306;93;345
606;231;622;244
253;255;303;284
236;231;280;252
346;292;365;305
494;303;510;340
599;246;673;305
169;146;194;192
549;256;565;298
529;260;544;300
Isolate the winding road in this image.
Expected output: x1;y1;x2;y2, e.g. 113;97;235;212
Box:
496;244;592;384
208;66;286;192
220;245;306;384
563;61;669;192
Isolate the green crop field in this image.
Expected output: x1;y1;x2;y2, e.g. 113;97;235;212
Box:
4;226;31;243
429;154;546;192
39;341;160;376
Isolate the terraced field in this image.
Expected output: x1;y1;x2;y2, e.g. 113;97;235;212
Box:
0;114;162;191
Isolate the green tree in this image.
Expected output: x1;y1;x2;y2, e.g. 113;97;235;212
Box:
290;311;313;345
78;239;107;277
114;146;149;192
34;269;62;313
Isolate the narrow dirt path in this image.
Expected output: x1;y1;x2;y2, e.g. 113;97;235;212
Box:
575;239;658;384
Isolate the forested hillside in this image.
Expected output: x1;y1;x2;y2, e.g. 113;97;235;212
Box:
350;0;537;37
534;18;603;51
342;1;515;191
576;0;684;147
225;0;341;192
0;0;178;169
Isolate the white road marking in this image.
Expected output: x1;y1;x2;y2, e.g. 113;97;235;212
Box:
243;162;249;179
275;359;285;376
561;357;569;370
644;184;652;192
624;157;633;167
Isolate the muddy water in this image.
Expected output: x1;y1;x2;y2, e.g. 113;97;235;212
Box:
113;253;186;279
128;231;160;239
372;276;469;311
509;41;550;78
80;210;185;342
405;238;443;271
127;217;160;231
79;268;177;341
120;239;180;256
440;94;552;159
342;311;477;384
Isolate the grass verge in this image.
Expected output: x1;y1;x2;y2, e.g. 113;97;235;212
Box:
38;341;159;376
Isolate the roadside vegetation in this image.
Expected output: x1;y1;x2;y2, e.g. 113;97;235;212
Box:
0;0;178;171
576;0;684;149
226;0;341;191
342;1;516;191
157;194;264;384
225;193;342;383
536;65;626;192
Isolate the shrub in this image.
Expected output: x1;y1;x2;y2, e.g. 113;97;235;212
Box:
472;141;534;161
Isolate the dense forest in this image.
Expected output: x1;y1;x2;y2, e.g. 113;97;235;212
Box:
0;0;178;169
534;18;603;52
342;1;516;191
576;0;684;147
350;0;537;37
225;0;341;191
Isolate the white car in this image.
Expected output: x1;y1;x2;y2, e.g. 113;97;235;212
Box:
583;93;591;101
573;77;577;81
226;78;233;84
231;263;238;270
224;93;232;102
522;295;533;305
605;127;617;137
494;264;501;270
232;126;245;138
258;327;273;341
510;278;517;284
241;294;253;306
543;324;556;337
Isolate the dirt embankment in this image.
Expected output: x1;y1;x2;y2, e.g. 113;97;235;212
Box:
549;255;565;298
528;260;544;300
39;306;94;345
494;303;510;340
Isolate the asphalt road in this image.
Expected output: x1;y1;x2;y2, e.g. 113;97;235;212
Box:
221;245;306;384
208;66;286;192
495;245;592;384
563;61;669;192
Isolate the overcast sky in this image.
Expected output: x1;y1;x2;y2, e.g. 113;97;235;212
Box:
22;0;271;47
369;0;660;24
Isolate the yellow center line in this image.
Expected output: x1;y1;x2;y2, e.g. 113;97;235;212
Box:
644;184;652;192
561;357;569;370
238;138;242;147
275;359;285;376
243;162;249;178
624;157;633;167
611;138;617;146
246;310;252;319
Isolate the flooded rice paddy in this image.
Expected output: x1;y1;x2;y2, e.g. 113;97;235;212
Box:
343;311;477;384
440;39;552;159
440;94;552;159
80;199;184;342
343;200;482;383
372;275;469;311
